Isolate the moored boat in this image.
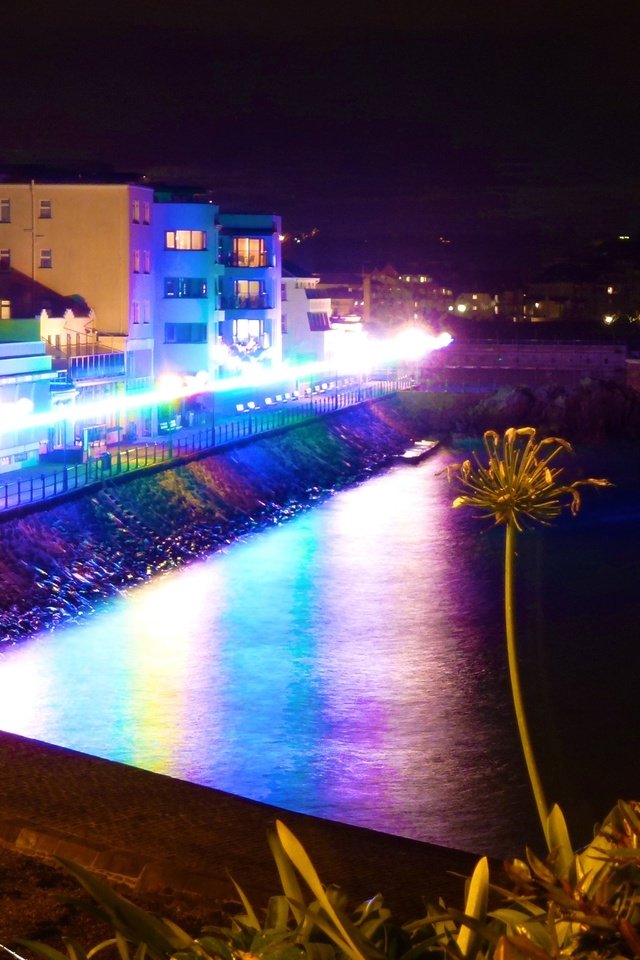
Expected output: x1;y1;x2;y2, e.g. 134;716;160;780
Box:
396;439;440;464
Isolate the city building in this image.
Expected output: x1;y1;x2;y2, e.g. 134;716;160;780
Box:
281;268;363;368
0;181;283;447
0;318;58;474
363;265;453;329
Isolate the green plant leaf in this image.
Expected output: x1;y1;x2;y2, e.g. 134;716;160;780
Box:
13;943;72;960
456;856;489;958
275;821;370;960
55;857;194;959
544;805;573;878
268;825;307;925
230;876;262;932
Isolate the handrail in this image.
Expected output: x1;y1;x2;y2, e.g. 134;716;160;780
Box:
0;377;409;516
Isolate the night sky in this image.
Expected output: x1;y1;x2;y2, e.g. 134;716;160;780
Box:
3;0;640;285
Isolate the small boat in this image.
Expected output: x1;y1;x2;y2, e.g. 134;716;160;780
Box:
396;439;440;465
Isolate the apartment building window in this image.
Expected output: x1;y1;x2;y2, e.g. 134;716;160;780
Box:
142;300;151;324
143;201;151;224
143;250;151;273
232;237;267;267
165;230;207;250
39;199;52;219
0;249;10;271
164;322;207;343
164;277;207;298
0;200;10;223
133;249;141;273
281;283;287;301
132;301;140;324
0;300;10;319
233;279;267;308
281;313;288;334
39;249;53;269
233;317;262;344
308;312;332;331
132;200;140;223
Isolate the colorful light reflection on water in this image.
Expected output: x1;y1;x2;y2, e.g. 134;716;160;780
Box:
0;446;638;857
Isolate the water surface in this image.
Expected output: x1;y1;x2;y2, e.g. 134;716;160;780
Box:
1;445;638;856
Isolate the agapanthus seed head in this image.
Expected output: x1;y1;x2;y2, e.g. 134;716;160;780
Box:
445;428;612;530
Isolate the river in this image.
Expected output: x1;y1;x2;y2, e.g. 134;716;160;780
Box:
0;441;638;857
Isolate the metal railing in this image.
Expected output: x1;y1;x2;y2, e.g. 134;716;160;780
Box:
0;377;409;515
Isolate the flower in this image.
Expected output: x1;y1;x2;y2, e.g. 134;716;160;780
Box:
447;428;611;532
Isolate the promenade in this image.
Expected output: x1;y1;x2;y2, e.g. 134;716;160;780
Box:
0;731;480;921
0;379;404;516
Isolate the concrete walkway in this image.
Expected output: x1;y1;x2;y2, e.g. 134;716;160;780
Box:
0;731;481;920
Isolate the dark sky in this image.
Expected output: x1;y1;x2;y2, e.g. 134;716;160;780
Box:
3;0;640;284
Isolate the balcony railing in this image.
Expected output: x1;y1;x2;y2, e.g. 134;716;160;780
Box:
221;294;272;310
222;253;270;268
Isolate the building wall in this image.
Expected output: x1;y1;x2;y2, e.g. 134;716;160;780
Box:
0;184;155;336
152;202;222;379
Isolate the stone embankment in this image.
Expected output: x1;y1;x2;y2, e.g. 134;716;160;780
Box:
2;378;638;643
0;394;445;643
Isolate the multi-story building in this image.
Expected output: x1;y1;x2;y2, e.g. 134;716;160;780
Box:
281;268;364;368
0;181;283;444
217;211;282;371
0;318;58;474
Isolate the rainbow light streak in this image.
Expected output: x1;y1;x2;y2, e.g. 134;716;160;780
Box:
1;329;452;433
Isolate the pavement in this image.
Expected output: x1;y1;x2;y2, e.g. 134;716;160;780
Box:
0;730;482;920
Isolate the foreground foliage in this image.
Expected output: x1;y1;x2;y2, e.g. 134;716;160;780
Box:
7;803;640;960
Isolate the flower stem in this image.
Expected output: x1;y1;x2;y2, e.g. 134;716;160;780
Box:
504;521;550;845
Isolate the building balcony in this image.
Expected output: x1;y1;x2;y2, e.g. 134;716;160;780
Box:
221;294;273;310
222;253;271;268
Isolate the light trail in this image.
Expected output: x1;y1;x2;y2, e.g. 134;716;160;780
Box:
1;329;452;433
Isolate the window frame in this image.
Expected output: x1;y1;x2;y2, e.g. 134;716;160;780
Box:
39;248;53;269
38;199;52;219
165;230;208;251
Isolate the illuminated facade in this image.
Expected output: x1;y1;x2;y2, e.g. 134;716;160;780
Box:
281;269;363;366
0;182;283;438
0;319;57;474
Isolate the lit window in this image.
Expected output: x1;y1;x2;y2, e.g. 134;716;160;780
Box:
0;300;10;319
234;317;262;342
0;249;10;271
133;249;141;273
39;249;53;269
232;237;267;267
233;279;266;307
0;199;10;223
143;250;151;273
39;199;52;219
164;277;207;298
132;200;140;223
165;230;207;250
143;201;151;224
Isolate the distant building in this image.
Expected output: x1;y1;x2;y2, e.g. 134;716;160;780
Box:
363;264;453;328
281;268;363;367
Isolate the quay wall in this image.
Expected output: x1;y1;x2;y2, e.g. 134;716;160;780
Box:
2;379;640;643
